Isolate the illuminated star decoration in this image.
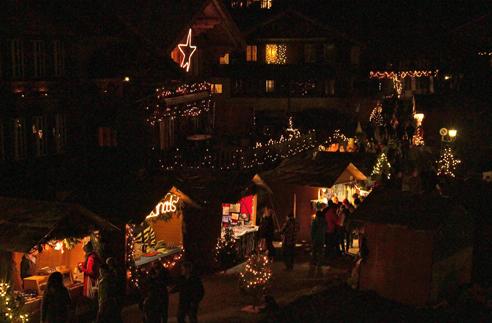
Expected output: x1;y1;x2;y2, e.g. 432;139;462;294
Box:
178;28;197;72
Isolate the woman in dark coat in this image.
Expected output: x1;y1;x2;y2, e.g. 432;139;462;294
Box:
259;207;276;259
42;271;73;323
311;211;327;270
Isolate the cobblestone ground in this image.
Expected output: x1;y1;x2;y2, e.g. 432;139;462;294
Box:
122;252;353;323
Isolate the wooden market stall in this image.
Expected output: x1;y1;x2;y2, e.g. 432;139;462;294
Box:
0;197;118;321
253;151;374;242
351;188;473;306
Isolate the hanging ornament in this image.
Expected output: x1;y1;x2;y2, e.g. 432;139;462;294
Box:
369;102;384;126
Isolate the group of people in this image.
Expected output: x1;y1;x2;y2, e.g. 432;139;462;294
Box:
140;260;204;323
41;241;205;323
311;195;361;270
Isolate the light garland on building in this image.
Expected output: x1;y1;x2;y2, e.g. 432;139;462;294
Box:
371;152;391;180
239;253;272;295
146;82;213;125
159;132;316;171
478;51;492;56
0;282;29;323
369;102;384;126
369;70;439;79
436;147;461;178
162;251;183;269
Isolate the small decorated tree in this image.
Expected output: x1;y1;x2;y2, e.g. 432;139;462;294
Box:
0;282;29;323
371;152;392;180
214;227;237;271
239;252;272;308
436;147;461;178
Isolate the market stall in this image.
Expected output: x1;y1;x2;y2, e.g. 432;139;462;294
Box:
253;151;374;242
0;197;117;322
126;186;200;284
221;194;259;259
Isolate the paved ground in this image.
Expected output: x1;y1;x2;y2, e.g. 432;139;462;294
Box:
122;252;353;323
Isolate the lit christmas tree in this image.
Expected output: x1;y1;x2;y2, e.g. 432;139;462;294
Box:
239;253;272;305
436;147;461;178
371;152;391;180
369;102;384;126
0;282;29;323
214;226;237;270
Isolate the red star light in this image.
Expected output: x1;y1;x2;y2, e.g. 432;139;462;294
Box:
178;28;197;72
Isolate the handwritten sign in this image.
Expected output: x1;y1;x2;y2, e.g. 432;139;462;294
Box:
146;193;180;220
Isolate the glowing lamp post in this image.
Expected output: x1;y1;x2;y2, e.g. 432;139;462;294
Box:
440;128;457;143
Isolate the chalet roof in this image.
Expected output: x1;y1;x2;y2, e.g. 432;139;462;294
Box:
242;9;362;45
0;197;118;253
257;150;374;188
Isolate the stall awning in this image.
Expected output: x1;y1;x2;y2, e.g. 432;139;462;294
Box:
0;197;118;253
334;163;367;185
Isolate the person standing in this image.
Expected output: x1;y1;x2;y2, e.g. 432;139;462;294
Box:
42;271;73;323
323;201;338;259
143;262;170;323
171;262;205;323
280;213;297;271
259;207;275;259
79;241;101;300
97;264;122;323
311;211;327;273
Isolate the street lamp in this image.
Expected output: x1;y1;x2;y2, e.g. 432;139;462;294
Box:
448;129;457;139
439;128;458;145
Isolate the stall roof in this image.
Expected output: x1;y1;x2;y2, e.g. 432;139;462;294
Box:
256;150;375;188
350;188;461;230
0;197;118;253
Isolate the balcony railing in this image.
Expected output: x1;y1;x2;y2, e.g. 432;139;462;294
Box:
156;132;316;171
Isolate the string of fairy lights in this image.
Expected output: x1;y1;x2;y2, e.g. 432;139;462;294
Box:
0;282;29;322
159;132;316;171
239;253;272;293
145;81;213;125
126;224;183;289
371;152;391;180
369;102;384;126
436;147;461;178
369;70;439;79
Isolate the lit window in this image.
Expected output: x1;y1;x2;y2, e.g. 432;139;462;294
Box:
13;118;26;160
98;127;117;147
11;39;24;79
32;116;48;157
211;83;223;94
265;80;275;93
260;0;272;9
219;53;230;65
53;40;65;77
265;44;287;64
246;45;257;62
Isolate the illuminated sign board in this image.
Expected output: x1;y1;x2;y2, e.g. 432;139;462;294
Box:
146;193;180;220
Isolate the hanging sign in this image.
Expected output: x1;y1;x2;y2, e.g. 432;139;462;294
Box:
146;193;180;220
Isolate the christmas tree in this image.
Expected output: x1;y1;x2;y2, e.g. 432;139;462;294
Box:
239;253;272;305
436;147;461;178
214;227;237;270
369;102;384;126
0;282;29;323
371;152;391;180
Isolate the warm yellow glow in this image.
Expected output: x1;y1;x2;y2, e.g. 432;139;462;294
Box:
448;129;457;138
265;44;287;64
123;76;130;82
265;80;275;93
444;75;452;80
54;241;64;253
212;83;223;94
219;53;229;65
414;113;424;125
146;193;180;219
